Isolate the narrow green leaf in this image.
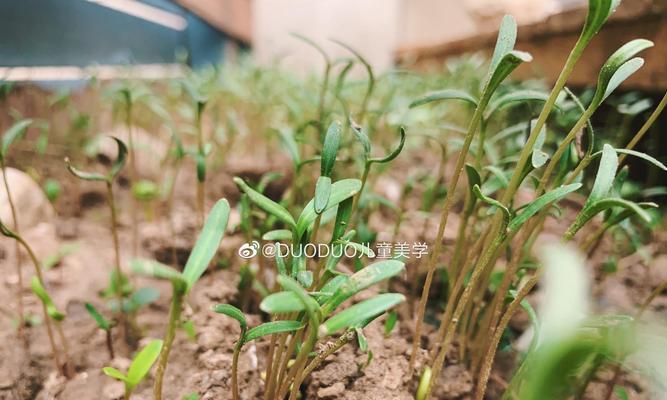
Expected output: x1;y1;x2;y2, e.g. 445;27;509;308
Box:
296;179;361;240
319;293;405;337
488;15;517;78
1;119;32;159
485;51;533;99
126;339;164;388
409;89;479;109
244;320;303;342
485;90;552;119
30;277;65;321
587;144;618;206
593;39;653;105
85;302;110;331
369;126;406;164
234;177;296;228
277;127;301;168
212;304;247;331
262;229;292;241
297;270;314;288
612;148;666;171
465;163;482;197
322;259;405;315
182;199;231;291
321;121;342;177
316;275;349;304
530;119;549;168
508;183;582;232
384;311;398;337
587;198;653;224
102;366;128;382
314;176;332;214
350;117;371;158
260;291;305;314
581;0;621;43
331;197;354;242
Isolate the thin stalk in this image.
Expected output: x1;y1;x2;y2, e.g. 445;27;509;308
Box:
1;163;24;341
619;91;667;163
106;181;126;343
499;41;585;206
536;108;595;194
16;235;64;375
231;340;242;400
410;104;486;373
285;324;318;400
432;227;489;356
55;321;74;377
475;275;539;400
350;162;370;227
126;101;139;258
196;104;206;228
302;329;355;377
263;319;279;400
106;329;115;360
166;162;182;268
153;289;183;400
427;235;505;399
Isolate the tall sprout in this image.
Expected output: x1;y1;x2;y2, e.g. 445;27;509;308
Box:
0;219;67;376
0;119;32;340
408;14;532;373
65;137;128;341
132;198;231;400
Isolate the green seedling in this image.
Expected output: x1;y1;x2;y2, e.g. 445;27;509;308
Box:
131;198;230;400
0;219;66;376
409;13;532;376
349;121;406;223
66;136;129;340
212;304;302;400
182;75;214;227
31;276;73;377
103;339;163;400
106;81;152;258
1;118;32;337
564;144;657;240
259;260;406;399
85;302;116;359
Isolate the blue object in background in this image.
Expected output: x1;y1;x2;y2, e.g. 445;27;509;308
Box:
0;0;241;69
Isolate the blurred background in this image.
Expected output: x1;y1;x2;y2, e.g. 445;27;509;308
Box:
0;0;665;89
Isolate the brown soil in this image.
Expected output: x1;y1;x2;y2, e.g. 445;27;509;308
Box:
1;88;665;400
